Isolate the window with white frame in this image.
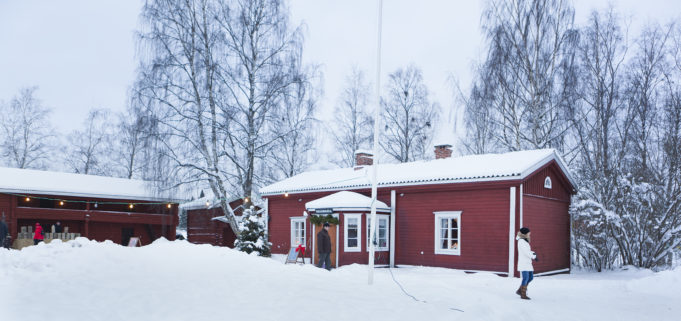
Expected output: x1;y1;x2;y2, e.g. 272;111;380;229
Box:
344;214;361;252
366;214;389;251
434;211;461;255
544;176;552;189
290;217;306;247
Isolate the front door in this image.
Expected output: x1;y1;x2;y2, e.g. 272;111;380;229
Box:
314;224;337;268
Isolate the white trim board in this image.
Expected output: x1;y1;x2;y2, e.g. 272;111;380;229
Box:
508;187;516;278
534;268;570;277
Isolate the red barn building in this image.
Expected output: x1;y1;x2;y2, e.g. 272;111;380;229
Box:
260;148;576;277
0;167;178;248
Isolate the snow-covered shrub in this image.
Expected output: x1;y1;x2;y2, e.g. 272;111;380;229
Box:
234;206;271;257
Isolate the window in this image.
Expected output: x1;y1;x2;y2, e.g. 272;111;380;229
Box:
366;215;389;251
434;211;461;255
544;176;552;189
290;217;306;247
344;214;361;252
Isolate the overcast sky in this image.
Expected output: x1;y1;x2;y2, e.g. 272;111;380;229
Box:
1;0;680;142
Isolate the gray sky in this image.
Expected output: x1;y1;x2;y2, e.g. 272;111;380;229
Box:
1;0;679;141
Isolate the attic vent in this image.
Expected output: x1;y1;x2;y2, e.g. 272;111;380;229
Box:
544;176;552;189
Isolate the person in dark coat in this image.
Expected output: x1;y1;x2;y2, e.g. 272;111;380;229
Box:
54;221;63;233
33;222;44;245
0;217;8;249
316;222;332;270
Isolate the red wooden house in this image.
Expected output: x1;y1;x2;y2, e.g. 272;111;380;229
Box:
260;147;576;276
0;167;178;248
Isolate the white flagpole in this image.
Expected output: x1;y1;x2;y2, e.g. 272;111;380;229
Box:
368;0;383;285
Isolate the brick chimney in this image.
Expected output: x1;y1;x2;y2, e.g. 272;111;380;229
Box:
434;144;453;159
354;150;373;169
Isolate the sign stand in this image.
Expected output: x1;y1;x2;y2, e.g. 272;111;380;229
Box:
285;245;306;264
128;237;142;247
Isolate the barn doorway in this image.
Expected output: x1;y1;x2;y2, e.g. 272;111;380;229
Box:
121;228;134;246
313;223;338;268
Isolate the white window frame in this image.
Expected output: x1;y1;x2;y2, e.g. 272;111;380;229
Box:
290;217;306;248
544;176;552;189
344;214;362;252
366;214;389;252
434;211;462;255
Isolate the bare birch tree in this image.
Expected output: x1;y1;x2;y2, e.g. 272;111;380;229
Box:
214;0;304;204
266;66;321;180
331;67;374;167
64;108;114;175
135;0;307;233
135;0;242;233
0;87;54;169
477;0;578;151
380;65;438;163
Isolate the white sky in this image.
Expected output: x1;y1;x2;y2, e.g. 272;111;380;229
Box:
1;0;680;142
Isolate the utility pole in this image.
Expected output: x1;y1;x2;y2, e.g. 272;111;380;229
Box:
368;0;383;285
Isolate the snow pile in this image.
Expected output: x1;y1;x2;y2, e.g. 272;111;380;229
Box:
1;239;679;321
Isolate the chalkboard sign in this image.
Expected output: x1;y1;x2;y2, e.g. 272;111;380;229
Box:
285;247;299;264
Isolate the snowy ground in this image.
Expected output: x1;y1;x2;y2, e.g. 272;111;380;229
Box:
1;239;678;321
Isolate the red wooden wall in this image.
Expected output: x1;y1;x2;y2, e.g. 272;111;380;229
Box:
186;207;236;247
520;161;573;274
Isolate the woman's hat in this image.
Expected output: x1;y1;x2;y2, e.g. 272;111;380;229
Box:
519;227;530;234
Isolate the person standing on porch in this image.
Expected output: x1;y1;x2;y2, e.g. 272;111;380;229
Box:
516;227;537;300
0;216;8;249
317;222;332;270
33;222;44;245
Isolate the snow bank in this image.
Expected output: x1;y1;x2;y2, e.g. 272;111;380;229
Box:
1;240;679;321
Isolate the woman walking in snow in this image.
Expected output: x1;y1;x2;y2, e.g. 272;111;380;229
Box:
516;227;537;300
33;222;44;245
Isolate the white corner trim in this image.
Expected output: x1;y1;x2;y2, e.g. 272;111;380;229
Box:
519;184;523;228
508;187;516;278
390;190;396;268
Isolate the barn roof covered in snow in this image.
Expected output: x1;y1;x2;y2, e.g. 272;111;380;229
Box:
305;191;390;212
260;149;576;196
0;166;174;201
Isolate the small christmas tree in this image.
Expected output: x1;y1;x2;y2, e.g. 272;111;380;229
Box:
234;206;271;257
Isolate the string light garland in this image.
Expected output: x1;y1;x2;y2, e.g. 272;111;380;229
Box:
9;193;177;208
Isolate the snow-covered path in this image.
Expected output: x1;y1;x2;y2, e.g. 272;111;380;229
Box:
1;239;678;321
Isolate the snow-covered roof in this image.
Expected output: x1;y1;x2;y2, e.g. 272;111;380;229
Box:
179;196;217;210
0;166;173;201
260;149;576;196
305;191;390;212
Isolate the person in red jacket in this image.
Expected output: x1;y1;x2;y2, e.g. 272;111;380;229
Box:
33;222;44;245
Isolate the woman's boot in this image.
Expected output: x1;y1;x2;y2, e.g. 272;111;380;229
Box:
520;286;531;300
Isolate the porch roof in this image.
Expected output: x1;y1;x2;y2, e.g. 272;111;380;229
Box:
305;191;390;212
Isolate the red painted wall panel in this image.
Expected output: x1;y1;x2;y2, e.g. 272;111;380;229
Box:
523;162;572;201
267;188;512;273
187;207;237;247
393;188;510;272
522;196;570;273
